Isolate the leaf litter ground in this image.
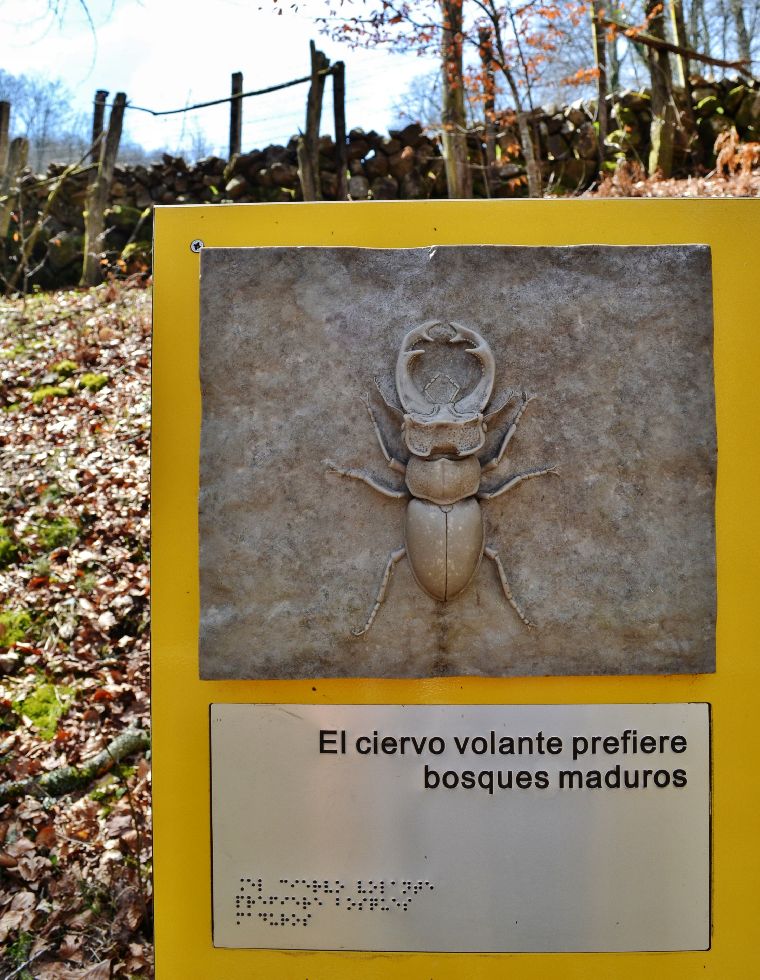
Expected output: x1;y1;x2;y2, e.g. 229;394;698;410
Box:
0;281;151;978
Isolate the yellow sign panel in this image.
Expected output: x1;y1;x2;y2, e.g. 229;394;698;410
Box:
153;199;760;977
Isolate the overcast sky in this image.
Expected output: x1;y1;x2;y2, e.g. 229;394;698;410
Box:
2;0;437;154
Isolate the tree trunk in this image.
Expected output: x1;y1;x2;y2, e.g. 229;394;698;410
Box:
590;0;609;173
729;0;752;65
668;0;699;161
439;0;472;198
80;92;126;287
486;6;541;198
516;112;541;197
608;36;622;91
645;1;676;177
478;28;497;195
0;101;10;178
689;0;701;52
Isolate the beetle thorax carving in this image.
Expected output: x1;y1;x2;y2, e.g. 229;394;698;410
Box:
326;320;558;635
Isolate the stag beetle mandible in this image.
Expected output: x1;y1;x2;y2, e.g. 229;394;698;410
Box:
326;321;558;635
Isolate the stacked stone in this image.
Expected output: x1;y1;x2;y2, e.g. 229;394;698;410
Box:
689;76;760;144
216;122;446;203
531;77;759;188
528;100;602;190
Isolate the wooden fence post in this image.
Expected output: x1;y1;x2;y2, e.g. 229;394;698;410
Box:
0;102;11;179
0;136;29;281
81;92;126;287
297;41;329;201
91;90;109;163
0;137;29;242
332;62;348;201
229;72;243;159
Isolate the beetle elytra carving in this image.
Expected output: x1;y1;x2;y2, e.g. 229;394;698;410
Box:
326;321;558;635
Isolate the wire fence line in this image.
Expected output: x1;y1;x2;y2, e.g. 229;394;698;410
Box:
80;58;344;161
103;67;335;119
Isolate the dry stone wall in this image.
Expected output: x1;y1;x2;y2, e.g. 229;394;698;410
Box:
7;77;759;288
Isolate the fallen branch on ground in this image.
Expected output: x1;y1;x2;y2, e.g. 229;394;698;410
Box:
0;728;150;804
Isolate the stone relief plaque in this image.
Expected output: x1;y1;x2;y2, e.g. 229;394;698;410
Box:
199;246;716;679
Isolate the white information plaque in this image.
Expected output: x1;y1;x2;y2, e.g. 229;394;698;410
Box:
210;703;710;952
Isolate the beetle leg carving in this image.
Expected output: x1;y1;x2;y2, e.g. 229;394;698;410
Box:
478;464;558;500
353;546;407;636
482;392;535;472
362;394;406;474
484;546;536;629
325;461;408;499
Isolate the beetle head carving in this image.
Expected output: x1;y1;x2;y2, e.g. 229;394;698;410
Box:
395;321;495;458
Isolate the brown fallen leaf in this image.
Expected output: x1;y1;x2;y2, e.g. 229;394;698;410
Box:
9;889;37;910
5;836;36;858
58;932;85;962
80;960;112;979
36;824;57;849
17;853;52;882
0;904;37;942
36;966;87;980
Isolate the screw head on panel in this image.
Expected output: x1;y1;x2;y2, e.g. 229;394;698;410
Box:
190;239;204;253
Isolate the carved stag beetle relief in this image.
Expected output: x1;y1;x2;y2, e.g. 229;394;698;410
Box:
326;321;558;635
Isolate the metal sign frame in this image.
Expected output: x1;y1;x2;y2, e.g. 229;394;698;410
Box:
152;199;759;978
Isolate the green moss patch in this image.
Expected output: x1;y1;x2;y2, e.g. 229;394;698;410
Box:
15;682;74;740
0;608;32;648
52;359;78;378
37;516;79;550
0;525;19;568
78;373;109;392
32;384;71;403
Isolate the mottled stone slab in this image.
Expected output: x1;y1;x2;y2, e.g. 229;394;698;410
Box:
199;246;716;679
